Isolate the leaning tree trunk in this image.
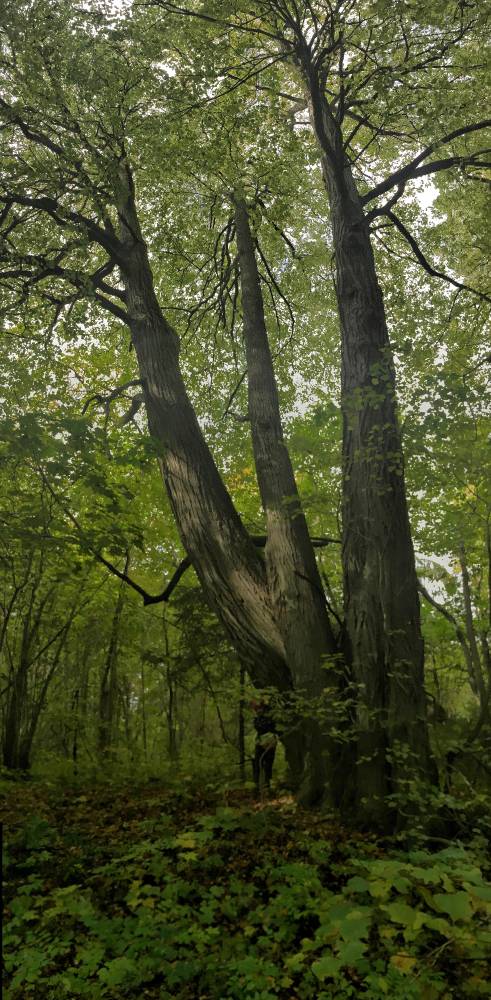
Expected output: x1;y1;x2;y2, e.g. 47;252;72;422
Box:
114;160;291;688
303;65;435;827
234;195;343;802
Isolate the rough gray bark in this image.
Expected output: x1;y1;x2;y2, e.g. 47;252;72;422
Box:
114;161;291;695
234;194;342;801
301;60;435;825
234;195;338;682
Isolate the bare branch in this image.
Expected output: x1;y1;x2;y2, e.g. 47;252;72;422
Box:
0;191;122;259
82;379;143;416
385;210;491;305
362;119;491;205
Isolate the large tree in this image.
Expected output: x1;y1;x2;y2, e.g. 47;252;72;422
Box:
148;0;490;820
0;0;489;823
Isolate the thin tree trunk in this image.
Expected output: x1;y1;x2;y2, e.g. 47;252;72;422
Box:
302;62;435;826
72;688;79;775
98;563;127;754
20;624;71;770
140;656;148;761
459;543;486;708
3;617;31;769
239;661;245;783
3;660;28;768
162;616;179;762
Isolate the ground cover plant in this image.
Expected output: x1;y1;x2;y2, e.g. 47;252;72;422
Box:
2;778;491;999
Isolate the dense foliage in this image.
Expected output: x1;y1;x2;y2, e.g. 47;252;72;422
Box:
0;0;490;995
3;782;491;999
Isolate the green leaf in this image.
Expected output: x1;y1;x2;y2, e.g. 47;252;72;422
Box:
381;902;425;928
346;876;370;893
433;892;473;922
312;954;343;980
98;956;139;987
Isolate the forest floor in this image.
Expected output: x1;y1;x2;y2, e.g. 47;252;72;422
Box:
2;776;491;1000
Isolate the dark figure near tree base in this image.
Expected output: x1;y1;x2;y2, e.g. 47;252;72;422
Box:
251;699;277;794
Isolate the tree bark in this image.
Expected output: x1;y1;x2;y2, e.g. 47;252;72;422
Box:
115;160;290;694
238;661;246;783
302;61;435;826
98;568;126;754
459;543;486;708
3;574;37;771
140;656;148;761
3;639;29;769
19;625;71;770
234;194;342;802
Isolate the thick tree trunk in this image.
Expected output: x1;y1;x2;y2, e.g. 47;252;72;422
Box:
115;161;290;695
234;196;338;681
304;68;435;826
234;195;341;802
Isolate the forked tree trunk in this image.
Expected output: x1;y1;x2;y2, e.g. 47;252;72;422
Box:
302;63;435;826
114;160;315;783
233;196;338;679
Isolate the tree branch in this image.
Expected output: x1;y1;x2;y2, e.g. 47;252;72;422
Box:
147;0;285;41
418;579;481;698
0;192;122;260
385;210;491;304
362;119;491;205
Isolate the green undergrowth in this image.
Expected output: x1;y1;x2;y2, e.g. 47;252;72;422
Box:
2;781;491;1000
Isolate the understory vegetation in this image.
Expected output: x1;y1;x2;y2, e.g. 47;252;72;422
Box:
3;779;491;999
